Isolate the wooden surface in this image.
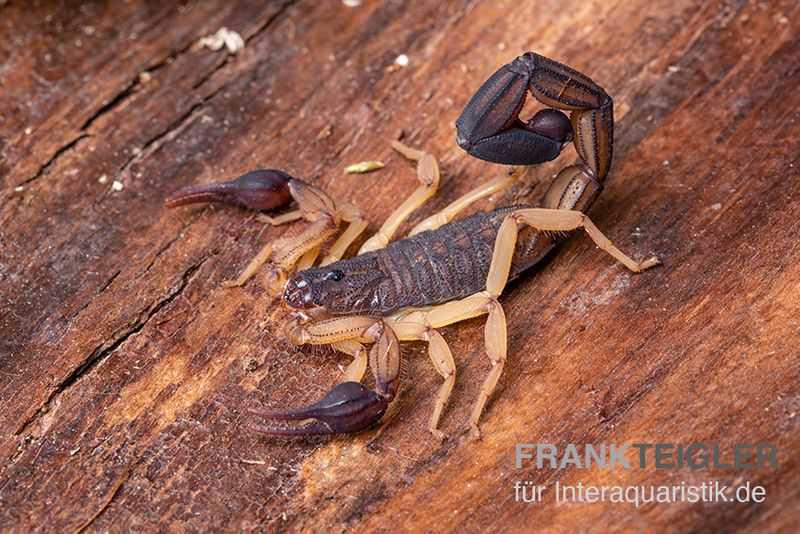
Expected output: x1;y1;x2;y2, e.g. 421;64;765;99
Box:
1;0;798;531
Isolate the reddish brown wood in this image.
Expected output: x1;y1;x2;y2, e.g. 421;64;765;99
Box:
1;0;798;531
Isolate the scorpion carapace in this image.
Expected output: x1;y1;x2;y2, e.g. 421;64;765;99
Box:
166;52;660;441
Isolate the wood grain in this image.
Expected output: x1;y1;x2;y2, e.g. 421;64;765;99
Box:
1;0;798;531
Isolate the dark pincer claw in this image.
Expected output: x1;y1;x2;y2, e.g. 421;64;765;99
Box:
248;381;389;437
164;169;294;211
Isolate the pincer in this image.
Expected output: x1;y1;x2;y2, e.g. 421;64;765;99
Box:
164;169;295;211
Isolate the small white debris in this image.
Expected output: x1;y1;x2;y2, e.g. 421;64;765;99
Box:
138;71;152;84
111;180;124;191
69;446;80;455
199;27;245;54
343;0;362;6
239;458;268;465
14;185;23;192
24;127;32;135
394;54;409;67
662;159;670;166
711;202;722;211
98;174;108;184
667;65;680;73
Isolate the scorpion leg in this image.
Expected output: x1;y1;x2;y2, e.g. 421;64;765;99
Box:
330;339;368;382
464;219;517;441
510;208;660;273
257;210;304;226
397;294;500;440
293;202;367;272
386;316;457;440
470;299;506;441
462;208;658;438
409;166;526;235
359;141;440;253
250;319;400;436
226;242;274;289
422;328;457;441
320;202;368;266
224;179;340;292
287;315;378;346
295;246;321;272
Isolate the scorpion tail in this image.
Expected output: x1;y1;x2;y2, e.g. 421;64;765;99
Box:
164;169;294;211
248;381;389;437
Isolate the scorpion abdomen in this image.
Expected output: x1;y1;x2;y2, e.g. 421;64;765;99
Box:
379;210;503;308
379;206;557;312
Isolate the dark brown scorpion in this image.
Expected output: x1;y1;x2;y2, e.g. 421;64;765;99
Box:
165;52;660;441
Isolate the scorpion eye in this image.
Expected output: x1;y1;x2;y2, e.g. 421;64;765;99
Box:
325;269;345;282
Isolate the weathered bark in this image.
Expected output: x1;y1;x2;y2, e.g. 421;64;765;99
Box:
1;0;798;531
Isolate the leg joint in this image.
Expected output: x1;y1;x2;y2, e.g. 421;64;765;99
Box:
363;319;385;342
490;356;506;366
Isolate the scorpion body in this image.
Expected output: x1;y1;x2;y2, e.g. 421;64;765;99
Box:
166;52;660;440
285;206;553;316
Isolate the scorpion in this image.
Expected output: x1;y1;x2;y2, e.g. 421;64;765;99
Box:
165;52;660;440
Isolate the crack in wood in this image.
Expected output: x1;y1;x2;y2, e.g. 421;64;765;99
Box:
87;87;229;212
62;270;124;335
108;6;310;190
73;462;134;533
13;253;214;437
246;0;298;46
2;3;303;449
79;39;200;133
13;134;91;189
96;270;122;295
190;0;299;91
78;79;139;133
13;0;297;194
88;80;234;212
